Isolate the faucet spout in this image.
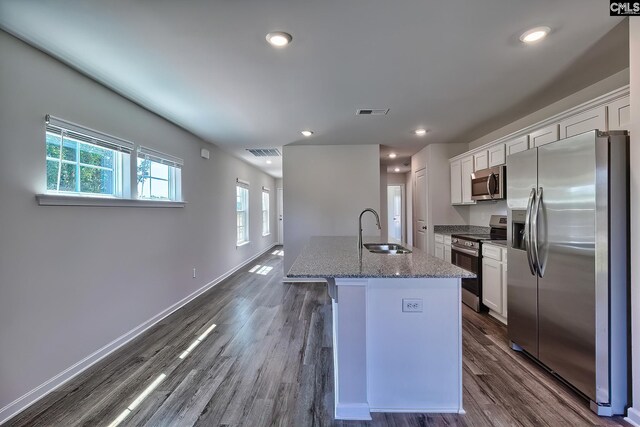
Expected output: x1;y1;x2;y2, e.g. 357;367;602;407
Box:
358;208;381;256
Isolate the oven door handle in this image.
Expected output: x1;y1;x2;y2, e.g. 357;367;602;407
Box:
451;246;479;257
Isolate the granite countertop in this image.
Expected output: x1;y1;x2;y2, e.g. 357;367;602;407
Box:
433;225;490;236
287;236;475;279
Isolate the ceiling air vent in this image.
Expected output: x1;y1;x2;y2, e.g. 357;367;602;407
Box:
356;108;389;116
246;148;281;157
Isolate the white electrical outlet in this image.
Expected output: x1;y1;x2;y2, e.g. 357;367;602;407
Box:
192;268;197;278
402;298;423;313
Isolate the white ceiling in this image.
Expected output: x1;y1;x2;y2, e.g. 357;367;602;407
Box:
0;1;624;178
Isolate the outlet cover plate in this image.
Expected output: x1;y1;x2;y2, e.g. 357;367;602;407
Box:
402;298;423;312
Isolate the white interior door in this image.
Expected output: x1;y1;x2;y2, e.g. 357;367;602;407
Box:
387;185;403;243
414;168;427;251
277;187;284;245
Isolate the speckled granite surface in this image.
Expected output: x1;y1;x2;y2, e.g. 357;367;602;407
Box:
287;236;475;279
433;225;490;235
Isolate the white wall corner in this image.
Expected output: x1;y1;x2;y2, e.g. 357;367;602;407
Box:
335;403;372;421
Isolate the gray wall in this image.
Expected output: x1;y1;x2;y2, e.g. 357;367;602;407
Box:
282;145;380;273
628;18;640;426
0;30;277;415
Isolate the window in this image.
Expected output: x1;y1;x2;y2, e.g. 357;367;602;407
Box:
262;188;270;236
137;147;183;201
236;180;249;245
45;115;132;196
42;115;185;207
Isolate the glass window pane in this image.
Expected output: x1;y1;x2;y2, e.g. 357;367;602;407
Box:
46;160;60;190
58;163;76;192
80;166;113;194
138;177;151;198
137;158;151;178
150;161;169;180
80;143;113;168
150;178;169;199
46;133;61;158
61;138;77;161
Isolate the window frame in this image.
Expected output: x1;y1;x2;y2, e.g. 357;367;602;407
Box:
262;187;270;236
236;179;250;247
136;146;183;202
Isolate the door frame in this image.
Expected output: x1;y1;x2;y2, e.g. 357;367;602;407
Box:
277;187;284;245
387;184;405;243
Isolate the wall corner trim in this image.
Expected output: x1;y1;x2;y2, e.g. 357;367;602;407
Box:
626;408;640;427
0;242;278;425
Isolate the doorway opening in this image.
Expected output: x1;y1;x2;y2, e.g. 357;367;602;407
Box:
387;184;405;244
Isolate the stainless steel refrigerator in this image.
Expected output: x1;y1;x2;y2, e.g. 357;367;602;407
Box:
506;130;629;416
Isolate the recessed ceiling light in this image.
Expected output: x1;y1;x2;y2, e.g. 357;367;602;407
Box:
266;31;292;47
414;128;427;136
394;167;400;172
520;26;550;44
301;130;314;137
389;153;397;159
266;160;272;164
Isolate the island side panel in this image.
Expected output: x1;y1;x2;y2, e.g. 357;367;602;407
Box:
333;279;371;420
366;278;463;413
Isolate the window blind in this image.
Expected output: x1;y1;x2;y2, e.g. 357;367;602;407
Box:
45;114;134;154
236;178;250;188
138;146;184;168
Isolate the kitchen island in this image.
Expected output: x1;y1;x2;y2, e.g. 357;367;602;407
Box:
287;236;474;420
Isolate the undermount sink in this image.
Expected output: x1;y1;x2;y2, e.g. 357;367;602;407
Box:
364;243;412;254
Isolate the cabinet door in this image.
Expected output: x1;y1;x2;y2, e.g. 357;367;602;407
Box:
502;260;508;319
488;144;506;167
450;160;462;205
530;124;559;147
474;150;489;171
505;135;529;156
607;96;630;130
435;243;445;260
559;105;606;139
444;245;451;263
461;156;475;204
482;258;502;313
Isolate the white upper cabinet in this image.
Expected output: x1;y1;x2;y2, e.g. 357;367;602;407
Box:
505;135;529;157
530;124;559;147
488;144;506;167
461;156;475;204
559;105;606;139
474;150;489;171
450;160;462;205
607;96;631;130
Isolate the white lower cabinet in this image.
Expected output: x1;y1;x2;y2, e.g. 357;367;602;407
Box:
444;245;451;263
482;244;507;324
435;243;444;260
435;234;451;262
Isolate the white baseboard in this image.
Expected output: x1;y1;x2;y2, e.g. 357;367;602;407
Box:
370;406;463;413
282;277;327;283
626;407;640;427
335;403;372;420
0;243;277;425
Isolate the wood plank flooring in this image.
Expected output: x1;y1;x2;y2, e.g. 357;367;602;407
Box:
5;247;631;426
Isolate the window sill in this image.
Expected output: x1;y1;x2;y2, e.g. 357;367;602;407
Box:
262;233;271;237
236;241;250;248
36;194;187;208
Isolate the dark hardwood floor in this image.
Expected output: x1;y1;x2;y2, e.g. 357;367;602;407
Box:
6;247;631;427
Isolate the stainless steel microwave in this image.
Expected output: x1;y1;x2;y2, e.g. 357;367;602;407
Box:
471;165;505;201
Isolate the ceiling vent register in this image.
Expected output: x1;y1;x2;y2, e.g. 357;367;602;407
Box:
246;148;281;157
356;108;389;116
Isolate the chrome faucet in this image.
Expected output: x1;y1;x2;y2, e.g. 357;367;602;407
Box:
358;208;382;256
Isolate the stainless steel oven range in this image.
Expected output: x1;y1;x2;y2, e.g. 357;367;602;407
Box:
451;215;507;312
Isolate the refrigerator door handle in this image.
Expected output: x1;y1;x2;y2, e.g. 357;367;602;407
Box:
524;187;537;275
532;187;543;277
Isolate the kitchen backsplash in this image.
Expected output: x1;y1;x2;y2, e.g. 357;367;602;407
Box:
468;200;507;226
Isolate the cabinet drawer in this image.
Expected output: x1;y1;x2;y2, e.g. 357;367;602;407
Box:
435;234;444;243
482;244;502;261
444;235;452;245
502;248;507;263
